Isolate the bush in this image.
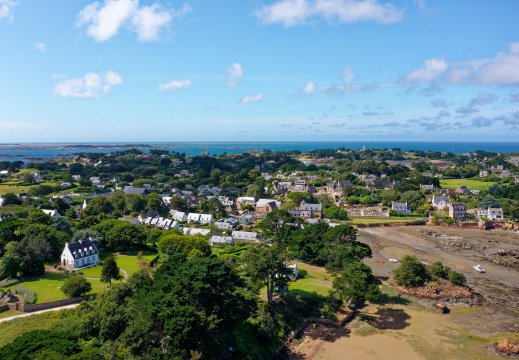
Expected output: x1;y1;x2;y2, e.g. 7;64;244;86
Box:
393;255;430;287
448;270;466;286
11;287;37;304
53;264;58;269
430;261;447;278
61;277;92;298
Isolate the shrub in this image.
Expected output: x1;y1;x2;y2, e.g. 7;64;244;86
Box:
448;270;467;286
393;255;430;287
11;287;37;304
77;271;83;275
61;277;92;298
430;262;447;278
137;251;143;260
53;264;58;269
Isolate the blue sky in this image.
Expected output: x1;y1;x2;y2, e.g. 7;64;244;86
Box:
0;0;518;142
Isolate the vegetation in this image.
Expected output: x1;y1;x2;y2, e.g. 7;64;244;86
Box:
61;277;92;298
100;257;122;286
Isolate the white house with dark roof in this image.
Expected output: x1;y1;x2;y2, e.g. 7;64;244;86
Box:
42;209;61;217
432;195;451;210
391;202;411;214
61;239;100;270
487;208;504;220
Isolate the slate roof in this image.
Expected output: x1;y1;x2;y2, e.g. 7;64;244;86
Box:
123;186;149;196
67;240;98;259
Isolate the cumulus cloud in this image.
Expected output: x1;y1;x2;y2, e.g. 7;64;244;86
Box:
240;93;264;104
255;0;404;27
33;43;46;52
445;42;519;86
468;93;497;107
404;57;448;85
158;79;191;91
301;81;316;94
362;111;393;116
0;0;17;22
471;116;493;128
226;63;245;87
76;0;190;42
503;111;519;125
53;71;123;99
455;105;478;115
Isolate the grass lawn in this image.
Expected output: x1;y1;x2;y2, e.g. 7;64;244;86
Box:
440;178;496;191
0;181;56;195
79;247;157;278
287;261;333;297
0;310;64;347
2;272;118;303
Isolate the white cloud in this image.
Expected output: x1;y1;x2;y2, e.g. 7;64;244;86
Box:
301;81;316;94
158;79;192;91
0;0;17;23
76;0;190;42
255;0;404;27
404;57;448;85
240;93;264;104
34;43;46;52
226;63;246;87
53;71;123;99
446;42;519;86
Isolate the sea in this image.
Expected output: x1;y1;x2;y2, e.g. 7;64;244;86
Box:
0;141;518;163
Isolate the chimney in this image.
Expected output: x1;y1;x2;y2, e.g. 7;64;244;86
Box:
79;239;83;244
65;242;69;248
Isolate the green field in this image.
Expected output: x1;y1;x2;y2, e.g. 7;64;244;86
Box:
0;181;56;195
287;261;333;297
78;247;158;278
440;178;496;191
1;272;118;303
0;310;65;347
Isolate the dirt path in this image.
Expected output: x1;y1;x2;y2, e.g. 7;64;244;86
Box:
0;304;79;324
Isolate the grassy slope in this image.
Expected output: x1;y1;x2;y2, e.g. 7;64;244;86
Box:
287;261;333;297
440;178;496;191
78;247;157;278
2;272;119;303
0;310;64;347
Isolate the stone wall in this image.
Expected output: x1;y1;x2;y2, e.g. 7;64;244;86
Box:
0;304;8;313
18;293;96;313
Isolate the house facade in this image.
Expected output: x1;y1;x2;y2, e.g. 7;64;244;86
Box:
391;202;411;214
449;203;467;221
60;239;100;270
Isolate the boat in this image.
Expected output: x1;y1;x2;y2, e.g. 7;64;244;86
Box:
473;264;485;273
389;259;398;263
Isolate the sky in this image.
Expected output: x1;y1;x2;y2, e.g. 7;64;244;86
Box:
0;0;519;143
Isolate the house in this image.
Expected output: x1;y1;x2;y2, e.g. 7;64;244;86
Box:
432;195;451;210
118;217;141;225
287;264;299;279
473;209;488;218
60;239;100;270
239;214;254;225
61;182;72;188
199;214;214;224
449;203;467;221
182;228;213;236
170;210;187;222
42;209;61;217
470;189;483;195
236;196;257;209
17;193;30;199
300;201;323;218
0;213;13;222
479;171;489;177
422;173;433;177
214;221;232;230
72;175;82;181
82;199;91;210
187;213;201;223
420;184;434;191
209;236;234;246
123;186;149;196
31;172;43;183
391;202;411;214
255;199;282;215
487;208;504;220
455;185;470;194
0;170;10;176
231;231;263;242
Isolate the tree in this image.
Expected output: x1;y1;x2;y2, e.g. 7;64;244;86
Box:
0;217;24;246
61;277;92;297
2;193;21;206
258;209;299;240
105;222;145;251
448;270;466;286
430;261;447;278
488;183;503;195
25;209;53;226
52;197;70;213
72;229;104;249
0;254;24;278
100;257;122;286
51;216;73;235
393;255;430;287
82;196;114;217
169;196;189;213
146;193;162;212
333;261;379;307
157;234;210;257
23;172;35;184
400;190;423;208
245;245;292;304
479;194;499;209
69;163;84;175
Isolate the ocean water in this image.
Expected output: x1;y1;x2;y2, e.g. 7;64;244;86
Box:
0;141;518;163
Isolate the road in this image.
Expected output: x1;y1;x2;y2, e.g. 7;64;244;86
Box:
0;304;79;324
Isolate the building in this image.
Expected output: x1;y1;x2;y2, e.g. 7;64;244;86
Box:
432;195;451;210
182;228;214;236
455;185;470;194
239;214;254;225
231;231;263;242
391;202;411;214
123;186;149;196
42;209;61;217
209;236;234;246
255;199;282;215
287;264;299;279
60;239;100;270
487;208;504;220
449;203;467;221
169;210;187;222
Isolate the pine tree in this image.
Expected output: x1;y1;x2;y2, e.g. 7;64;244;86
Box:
101;257;122;286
